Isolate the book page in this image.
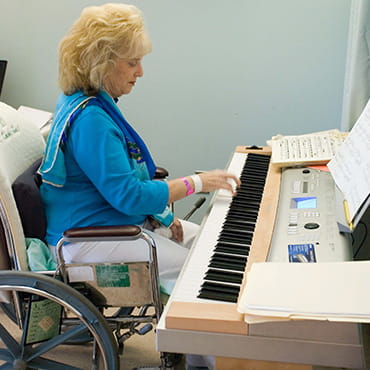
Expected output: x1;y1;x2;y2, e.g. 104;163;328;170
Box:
328;99;370;222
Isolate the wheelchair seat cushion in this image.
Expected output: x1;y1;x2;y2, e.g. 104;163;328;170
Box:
12;159;46;241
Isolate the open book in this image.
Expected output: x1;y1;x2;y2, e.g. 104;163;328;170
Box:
267;129;347;167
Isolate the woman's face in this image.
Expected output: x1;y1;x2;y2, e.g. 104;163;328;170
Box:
104;57;144;98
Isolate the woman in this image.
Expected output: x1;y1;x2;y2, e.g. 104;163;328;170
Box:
39;3;240;295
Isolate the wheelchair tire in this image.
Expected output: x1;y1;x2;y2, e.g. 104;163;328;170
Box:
0;270;119;370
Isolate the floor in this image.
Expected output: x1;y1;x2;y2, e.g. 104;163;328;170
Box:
1;308;369;369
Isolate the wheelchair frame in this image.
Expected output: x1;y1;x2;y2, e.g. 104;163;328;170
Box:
0;210;169;369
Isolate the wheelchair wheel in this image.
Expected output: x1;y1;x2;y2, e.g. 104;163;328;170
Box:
0;270;119;370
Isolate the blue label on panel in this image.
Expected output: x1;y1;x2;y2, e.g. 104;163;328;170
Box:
288;244;317;263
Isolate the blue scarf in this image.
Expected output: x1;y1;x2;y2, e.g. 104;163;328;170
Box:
39;90;156;186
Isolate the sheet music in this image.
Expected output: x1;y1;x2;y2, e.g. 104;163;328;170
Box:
268;130;347;167
328;99;370;222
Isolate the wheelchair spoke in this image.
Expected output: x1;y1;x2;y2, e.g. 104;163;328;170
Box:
0;362;14;370
24;323;89;362
0;349;14;363
0;322;20;357
28;356;82;370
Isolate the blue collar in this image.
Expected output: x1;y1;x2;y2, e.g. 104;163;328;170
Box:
39;90;156;186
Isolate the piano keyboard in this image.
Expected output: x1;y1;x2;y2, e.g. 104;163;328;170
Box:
170;151;271;304
198;153;270;303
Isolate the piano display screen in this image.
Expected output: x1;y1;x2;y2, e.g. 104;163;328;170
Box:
290;197;317;209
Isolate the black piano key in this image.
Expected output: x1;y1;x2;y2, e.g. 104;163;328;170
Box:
221;224;255;233
220;228;254;237
209;256;246;271
229;209;259;217
209;260;245;272
216;240;250;249
225;214;257;223
236;187;265;194
239;177;266;185
231;199;261;206
198;282;240;303
223;221;256;231
223;221;256;232
198;289;239;303
230;200;261;208
218;236;253;245
200;281;240;294
223;220;256;229
204;269;244;284
235;191;263;198
214;245;249;256
212;253;247;263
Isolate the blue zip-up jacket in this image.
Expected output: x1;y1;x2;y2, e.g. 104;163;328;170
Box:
40;91;169;246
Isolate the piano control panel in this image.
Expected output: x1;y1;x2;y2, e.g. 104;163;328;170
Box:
268;167;351;263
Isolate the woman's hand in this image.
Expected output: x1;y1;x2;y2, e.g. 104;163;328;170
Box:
198;170;241;195
167;170;241;203
170;217;183;242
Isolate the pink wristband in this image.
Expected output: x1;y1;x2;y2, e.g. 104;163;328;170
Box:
180;177;194;196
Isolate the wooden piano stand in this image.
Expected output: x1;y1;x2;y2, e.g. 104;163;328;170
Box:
216;357;312;370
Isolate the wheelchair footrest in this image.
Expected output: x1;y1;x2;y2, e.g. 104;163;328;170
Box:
136;323;152;335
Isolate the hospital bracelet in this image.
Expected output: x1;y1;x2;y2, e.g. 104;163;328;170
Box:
180;177;194;196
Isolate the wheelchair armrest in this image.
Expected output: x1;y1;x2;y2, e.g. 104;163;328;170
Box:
154;167;169;179
62;225;142;242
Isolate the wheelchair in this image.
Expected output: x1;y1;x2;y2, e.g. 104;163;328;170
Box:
0;101;176;369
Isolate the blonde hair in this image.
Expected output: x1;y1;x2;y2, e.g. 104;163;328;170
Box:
58;3;151;95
